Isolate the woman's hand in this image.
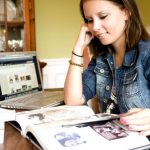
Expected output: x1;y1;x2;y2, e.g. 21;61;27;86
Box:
120;108;150;136
74;24;93;54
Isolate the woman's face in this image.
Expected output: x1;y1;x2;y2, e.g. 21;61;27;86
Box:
83;0;128;49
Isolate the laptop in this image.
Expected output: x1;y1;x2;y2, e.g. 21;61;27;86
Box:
0;51;64;110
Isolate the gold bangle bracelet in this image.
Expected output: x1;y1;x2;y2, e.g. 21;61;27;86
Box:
69;60;84;67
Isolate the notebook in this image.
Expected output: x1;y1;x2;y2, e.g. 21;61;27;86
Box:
0;51;64;110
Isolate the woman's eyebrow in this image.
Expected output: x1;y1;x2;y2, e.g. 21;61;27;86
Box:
84;11;109;18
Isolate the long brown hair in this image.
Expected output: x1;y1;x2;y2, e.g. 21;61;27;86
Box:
80;0;150;58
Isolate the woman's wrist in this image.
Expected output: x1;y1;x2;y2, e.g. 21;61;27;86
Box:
70;47;85;68
73;46;84;57
72;51;83;57
69;59;84;67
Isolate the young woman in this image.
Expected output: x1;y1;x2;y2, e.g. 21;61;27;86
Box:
64;0;150;136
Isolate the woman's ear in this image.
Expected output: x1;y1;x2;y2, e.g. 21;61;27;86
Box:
123;8;131;21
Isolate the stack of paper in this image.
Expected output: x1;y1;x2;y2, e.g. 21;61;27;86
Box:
0;108;15;144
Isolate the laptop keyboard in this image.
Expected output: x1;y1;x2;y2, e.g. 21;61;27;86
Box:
0;91;64;106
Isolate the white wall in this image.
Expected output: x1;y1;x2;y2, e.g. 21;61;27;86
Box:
40;58;69;89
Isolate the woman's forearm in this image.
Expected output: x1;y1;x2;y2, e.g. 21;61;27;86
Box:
64;24;92;105
64;50;85;105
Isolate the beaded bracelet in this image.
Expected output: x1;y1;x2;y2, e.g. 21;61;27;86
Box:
72;51;83;57
69;60;84;67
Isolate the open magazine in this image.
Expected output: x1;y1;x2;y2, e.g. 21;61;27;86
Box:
7;105;150;150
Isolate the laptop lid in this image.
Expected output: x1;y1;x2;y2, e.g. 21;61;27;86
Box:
0;51;43;102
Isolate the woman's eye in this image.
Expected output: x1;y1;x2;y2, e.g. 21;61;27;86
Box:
85;18;93;23
100;15;107;20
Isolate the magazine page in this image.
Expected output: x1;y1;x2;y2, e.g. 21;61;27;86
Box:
25;121;150;150
15;105;121;135
15;105;96;135
89;120;150;149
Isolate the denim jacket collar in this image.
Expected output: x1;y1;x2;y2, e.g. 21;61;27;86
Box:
104;46;138;68
123;47;138;67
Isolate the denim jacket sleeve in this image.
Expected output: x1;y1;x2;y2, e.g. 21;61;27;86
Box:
82;58;96;101
144;52;150;81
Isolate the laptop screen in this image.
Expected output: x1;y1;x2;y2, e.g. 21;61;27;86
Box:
0;52;42;101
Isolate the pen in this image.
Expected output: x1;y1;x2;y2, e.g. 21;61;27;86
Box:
62;123;87;128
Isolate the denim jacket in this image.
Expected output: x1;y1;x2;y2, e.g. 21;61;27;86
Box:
82;40;150;113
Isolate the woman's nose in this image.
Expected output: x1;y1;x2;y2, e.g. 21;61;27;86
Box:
93;19;101;31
